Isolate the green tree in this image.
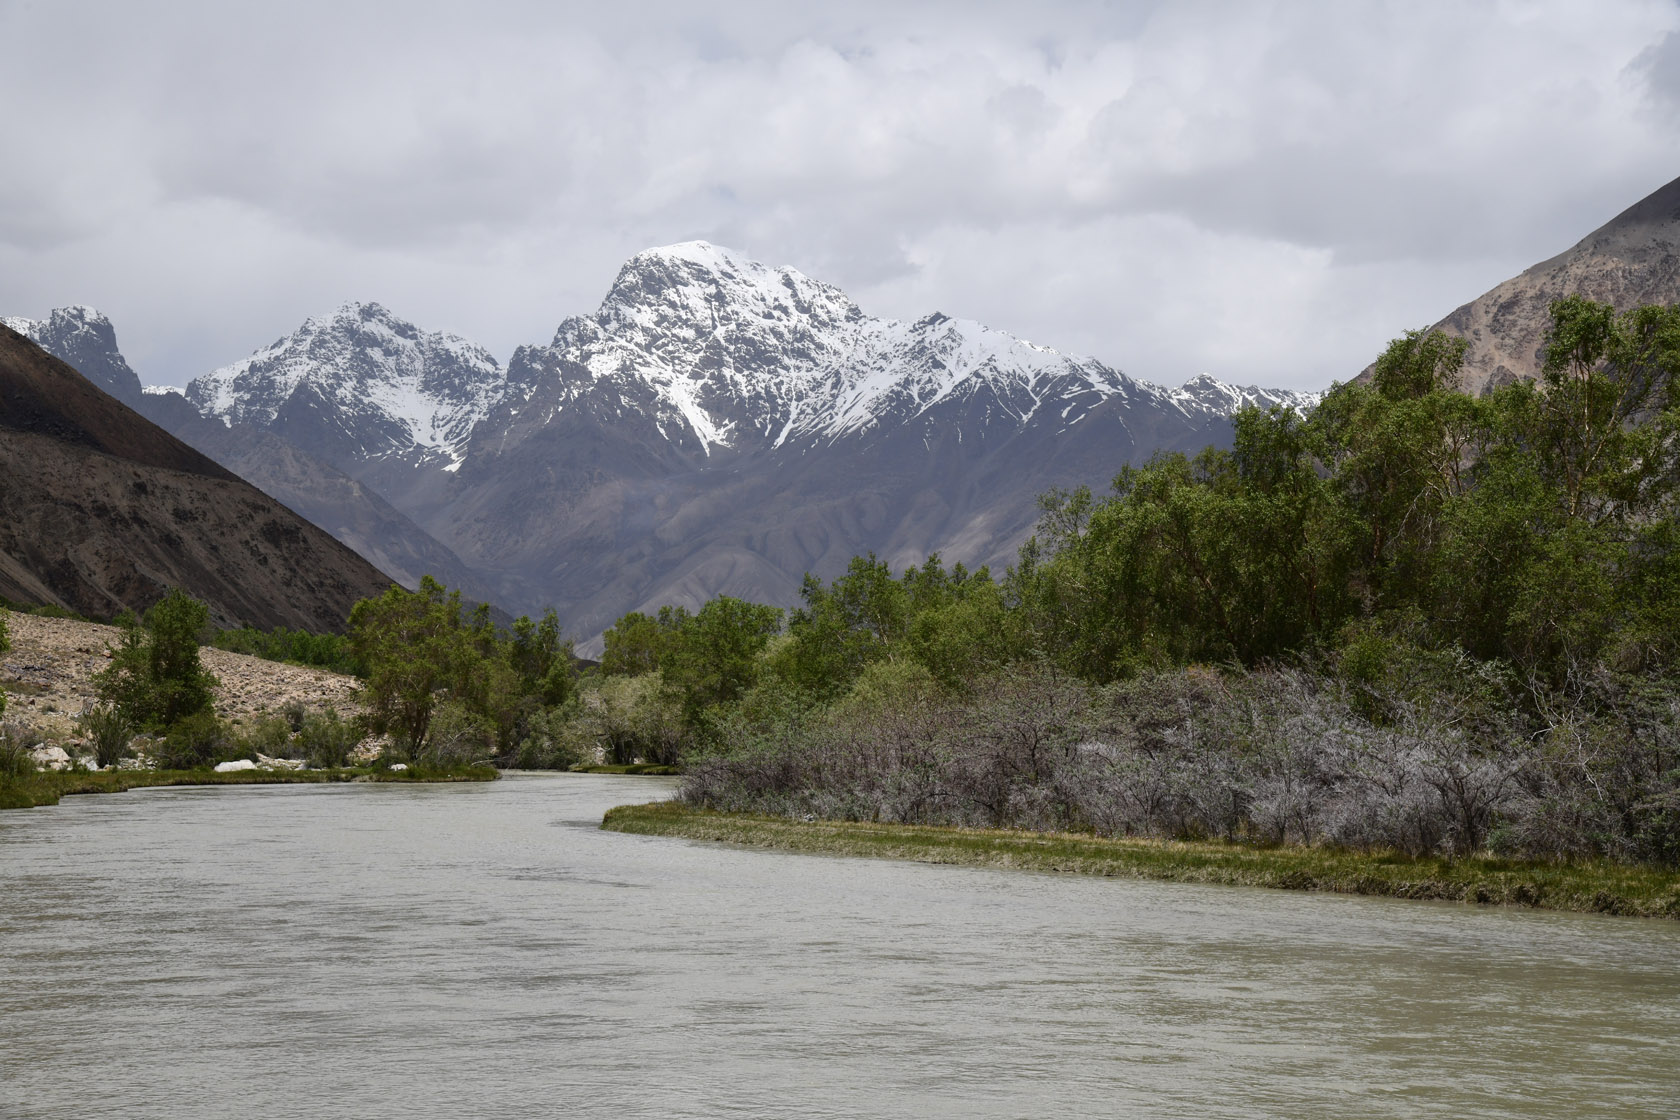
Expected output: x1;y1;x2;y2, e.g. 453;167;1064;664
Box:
660;596;783;735
347;577;479;757
600;610;673;677
509;609;574;705
94;589;219;729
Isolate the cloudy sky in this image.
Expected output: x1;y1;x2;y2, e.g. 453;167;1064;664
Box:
3;0;1678;391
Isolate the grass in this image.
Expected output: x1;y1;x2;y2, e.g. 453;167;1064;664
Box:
573;763;682;775
600;801;1680;920
0;764;499;810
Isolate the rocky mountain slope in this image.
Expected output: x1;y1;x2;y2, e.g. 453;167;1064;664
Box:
0;325;394;630
1413;173;1680;394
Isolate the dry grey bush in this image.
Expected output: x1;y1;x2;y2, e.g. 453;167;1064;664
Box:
682;663;1680;865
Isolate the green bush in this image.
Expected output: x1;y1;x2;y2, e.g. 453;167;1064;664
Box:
298;708;358;769
508;703;593;770
0;721;38;784
238;714;295;760
152;712;234;770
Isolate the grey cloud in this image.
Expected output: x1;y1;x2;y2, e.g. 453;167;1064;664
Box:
1;0;1678;392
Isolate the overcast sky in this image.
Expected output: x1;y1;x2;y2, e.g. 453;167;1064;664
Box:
3;0;1678;391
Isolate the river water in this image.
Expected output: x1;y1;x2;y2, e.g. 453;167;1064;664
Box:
1;773;1676;1119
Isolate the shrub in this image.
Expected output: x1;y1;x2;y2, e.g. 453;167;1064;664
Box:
421;701;496;767
298;708;358;769
0;721;39;784
76;703;132;769
94;589;220;730
238;714;295;760
152;712;235;770
507;703;593;770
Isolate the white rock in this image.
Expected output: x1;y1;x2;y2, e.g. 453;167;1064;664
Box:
389;763;408;772
213;759;258;773
255;753;306;771
30;745;71;771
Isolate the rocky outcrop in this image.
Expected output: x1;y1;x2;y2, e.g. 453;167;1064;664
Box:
1398;174;1680;394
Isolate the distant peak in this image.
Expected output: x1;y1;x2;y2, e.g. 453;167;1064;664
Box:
51;304;109;324
329;299;393;320
628;238;766;275
633;240;747;269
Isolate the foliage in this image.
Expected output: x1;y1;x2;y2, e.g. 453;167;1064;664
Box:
151;711;235;770
507;702;594;770
212;625;361;675
422;701;497;767
348;577;580;764
237;714;294;760
93;589;220;731
0;720;38;784
76;703;131;769
297;708;359;769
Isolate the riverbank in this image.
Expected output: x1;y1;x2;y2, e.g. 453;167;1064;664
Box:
573;763;681;775
601;801;1680;920
0;764;499;810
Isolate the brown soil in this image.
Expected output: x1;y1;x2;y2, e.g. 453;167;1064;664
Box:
1;611;364;740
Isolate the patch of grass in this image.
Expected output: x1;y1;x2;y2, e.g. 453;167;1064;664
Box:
600;802;1680;921
574;763;681;775
0;764;498;809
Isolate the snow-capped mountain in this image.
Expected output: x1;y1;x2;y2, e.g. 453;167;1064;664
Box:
1169;372;1322;417
186;302;504;472
12;245;1326;639
497;241;1283;460
2;305;145;406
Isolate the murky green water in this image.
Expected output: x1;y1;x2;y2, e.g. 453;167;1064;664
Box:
2;773;1676;1119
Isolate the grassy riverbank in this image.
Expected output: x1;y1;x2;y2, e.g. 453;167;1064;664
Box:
573;763;682;775
601;801;1680;920
0;764;499;810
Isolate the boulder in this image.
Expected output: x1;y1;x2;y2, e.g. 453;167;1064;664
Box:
255;753;306;771
213;759;258;773
29;745;71;771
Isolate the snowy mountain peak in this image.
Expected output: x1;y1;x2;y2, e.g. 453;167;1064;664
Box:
2;304;143;404
512;242;1145;456
1170;372;1322;417
186;302;504;467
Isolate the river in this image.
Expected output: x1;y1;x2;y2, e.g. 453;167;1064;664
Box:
2;773;1676;1119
